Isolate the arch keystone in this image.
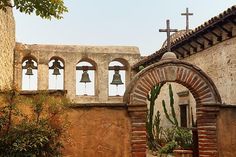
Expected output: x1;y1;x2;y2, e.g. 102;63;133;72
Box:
164;66;177;81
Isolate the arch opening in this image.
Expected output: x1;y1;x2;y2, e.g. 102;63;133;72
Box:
124;58;222;157
21;57;38;91
76;60;96;96
48;58;64;90
108;60;126;96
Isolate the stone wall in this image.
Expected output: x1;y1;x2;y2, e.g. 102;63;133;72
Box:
217;106;236;157
0;8;15;89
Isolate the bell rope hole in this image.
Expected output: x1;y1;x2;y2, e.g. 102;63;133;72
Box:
76;60;95;96
109;61;126;96
22;58;38;90
48;58;64;90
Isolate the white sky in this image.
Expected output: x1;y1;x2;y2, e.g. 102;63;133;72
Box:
14;1;236;56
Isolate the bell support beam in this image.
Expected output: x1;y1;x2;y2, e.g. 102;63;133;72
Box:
76;66;96;70
108;66;126;70
22;66;37;69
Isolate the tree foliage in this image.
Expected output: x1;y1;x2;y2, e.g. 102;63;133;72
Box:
0;0;68;19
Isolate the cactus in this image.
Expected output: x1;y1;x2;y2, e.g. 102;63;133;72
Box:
153;110;162;141
147;83;163;150
162;84;179;127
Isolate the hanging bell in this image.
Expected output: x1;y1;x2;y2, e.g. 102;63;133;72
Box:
51;59;62;76
25;60;34;75
80;70;91;83
111;70;123;85
25;68;33;75
52;67;61;75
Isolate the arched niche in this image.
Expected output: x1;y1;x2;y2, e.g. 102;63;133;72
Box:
21;56;38;90
76;58;97;96
108;58;130;96
48;57;65;90
124;53;221;157
108;60;126;96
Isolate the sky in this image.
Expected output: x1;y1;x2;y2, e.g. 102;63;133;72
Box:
14;1;236;56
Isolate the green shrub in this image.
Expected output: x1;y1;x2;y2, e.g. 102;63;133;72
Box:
174;128;193;149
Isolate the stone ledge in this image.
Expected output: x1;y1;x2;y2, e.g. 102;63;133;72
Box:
68;102;127;108
20;90;67;96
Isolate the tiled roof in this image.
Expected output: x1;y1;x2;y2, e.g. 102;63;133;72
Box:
133;5;236;70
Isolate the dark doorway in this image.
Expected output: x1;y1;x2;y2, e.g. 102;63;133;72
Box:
180;104;187;127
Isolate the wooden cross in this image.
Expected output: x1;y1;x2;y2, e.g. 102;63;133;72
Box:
159;19;178;52
181;8;193;31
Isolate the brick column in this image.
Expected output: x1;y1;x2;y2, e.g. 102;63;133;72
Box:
197;105;220;157
128;105;147;157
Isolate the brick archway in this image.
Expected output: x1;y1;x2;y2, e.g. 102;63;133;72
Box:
124;53;221;157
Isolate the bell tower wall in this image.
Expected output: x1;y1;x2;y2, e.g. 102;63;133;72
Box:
14;44;141;104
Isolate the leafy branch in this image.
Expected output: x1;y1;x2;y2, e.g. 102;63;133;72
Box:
0;0;68;19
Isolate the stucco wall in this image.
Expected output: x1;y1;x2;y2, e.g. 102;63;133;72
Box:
217;107;236;157
63;107;131;157
0;8;15;89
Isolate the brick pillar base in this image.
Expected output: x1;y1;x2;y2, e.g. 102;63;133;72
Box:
197;105;219;157
128;106;147;157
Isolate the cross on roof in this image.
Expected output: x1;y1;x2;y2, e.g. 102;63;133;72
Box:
181;8;193;31
159;19;178;52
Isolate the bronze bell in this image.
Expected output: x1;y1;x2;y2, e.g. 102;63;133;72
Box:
52;67;61;75
111;70;123;85
80;70;91;83
25;60;34;75
25;68;33;75
51;59;62;76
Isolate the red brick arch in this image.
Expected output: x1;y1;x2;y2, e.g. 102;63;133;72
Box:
124;55;221;157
